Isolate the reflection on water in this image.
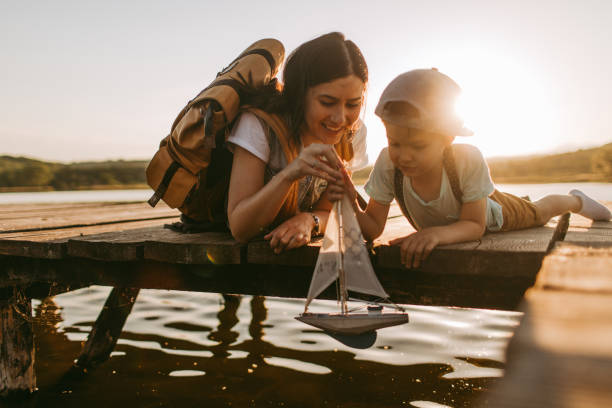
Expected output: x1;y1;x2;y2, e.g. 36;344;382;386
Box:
0;189;153;204
24;286;521;407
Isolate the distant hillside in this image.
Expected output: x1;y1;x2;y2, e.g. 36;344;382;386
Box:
488;143;612;183
0;155;148;191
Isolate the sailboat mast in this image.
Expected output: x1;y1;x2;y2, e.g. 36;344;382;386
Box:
337;200;348;314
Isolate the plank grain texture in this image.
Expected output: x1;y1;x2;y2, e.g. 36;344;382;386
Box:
480;239;612;407
144;229;243;264
373;216;557;277
0;202;178;233
0;218;179;259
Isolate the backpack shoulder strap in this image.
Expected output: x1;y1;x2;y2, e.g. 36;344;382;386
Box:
245;108;298;162
443;145;463;203
393;168;419;230
244;107;300;222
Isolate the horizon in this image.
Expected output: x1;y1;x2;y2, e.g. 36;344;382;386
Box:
4;139;610;165
2;1;612;164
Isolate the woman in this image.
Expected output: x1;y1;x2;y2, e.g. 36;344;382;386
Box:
227;32;369;253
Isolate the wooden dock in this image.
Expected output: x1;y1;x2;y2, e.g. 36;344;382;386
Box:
1;200;611;401
478;213;612;407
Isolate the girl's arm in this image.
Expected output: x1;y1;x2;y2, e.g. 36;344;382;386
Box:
339;168;390;241
390;197;487;268
356;199;390;241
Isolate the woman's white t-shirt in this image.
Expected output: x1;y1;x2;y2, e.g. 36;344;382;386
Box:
227;112;369;171
364;144;504;231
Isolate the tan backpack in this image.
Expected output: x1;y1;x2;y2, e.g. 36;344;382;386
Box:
146;39;285;227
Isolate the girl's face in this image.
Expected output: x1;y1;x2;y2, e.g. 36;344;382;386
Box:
385;122;453;178
301;75;365;146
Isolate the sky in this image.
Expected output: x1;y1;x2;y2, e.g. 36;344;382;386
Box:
2;0;612;164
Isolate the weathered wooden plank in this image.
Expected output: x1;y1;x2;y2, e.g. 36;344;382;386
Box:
0;217;179;259
374;216;557;276
0;287;36;397
479;238;612;407
143;229;244;264
67;229;148;261
66;226;244;264
0;202;110;215
565;223;612;243
375;214;417;243
75;287;140;368
481;289;612;407
561;203;612;244
376;268;533;309
534;242;612;292
247;238;322;266
0;202;178;233
0;238;67;259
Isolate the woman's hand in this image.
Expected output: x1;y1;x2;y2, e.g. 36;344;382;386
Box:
283;143;344;184
264;212;315;254
389;228;442;268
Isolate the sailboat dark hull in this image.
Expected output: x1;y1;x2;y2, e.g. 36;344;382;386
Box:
295;312;409;335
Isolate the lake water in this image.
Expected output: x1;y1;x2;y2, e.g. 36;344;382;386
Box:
2;182;612;204
5;183;612;407
27;290;519;408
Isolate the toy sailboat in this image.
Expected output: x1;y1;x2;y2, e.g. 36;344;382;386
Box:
296;195;408;335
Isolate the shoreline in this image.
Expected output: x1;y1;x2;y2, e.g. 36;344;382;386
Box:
3;180;612;194
0;184;150;193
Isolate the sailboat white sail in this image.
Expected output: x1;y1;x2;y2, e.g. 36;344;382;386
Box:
296;195;408;335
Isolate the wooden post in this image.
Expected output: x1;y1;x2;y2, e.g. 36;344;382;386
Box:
0;287;36;397
75;287;139;368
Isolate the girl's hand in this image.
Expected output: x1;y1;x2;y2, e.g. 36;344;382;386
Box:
323;163;354;202
389;229;441;268
264;212;314;254
335;166;360;207
283;143;344;184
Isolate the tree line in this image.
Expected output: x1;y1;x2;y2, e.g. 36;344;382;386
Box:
488;142;612;183
0;156;148;190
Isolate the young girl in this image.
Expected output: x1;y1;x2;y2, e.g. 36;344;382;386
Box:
343;69;610;268
227;32;369;253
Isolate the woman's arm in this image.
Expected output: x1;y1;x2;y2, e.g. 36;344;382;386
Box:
227;143;344;243
263;188;333;254
389;197;487;268
227;146;293;242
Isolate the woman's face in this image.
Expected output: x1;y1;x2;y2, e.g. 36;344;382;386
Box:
301;75;365;146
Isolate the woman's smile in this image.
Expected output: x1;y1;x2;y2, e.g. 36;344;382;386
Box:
302;75;365;146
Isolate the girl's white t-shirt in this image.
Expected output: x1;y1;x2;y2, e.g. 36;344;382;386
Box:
227;112;369;171
364;144;504;231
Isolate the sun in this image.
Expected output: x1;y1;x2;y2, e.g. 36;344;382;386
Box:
451;51;559;158
364;47;560;163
